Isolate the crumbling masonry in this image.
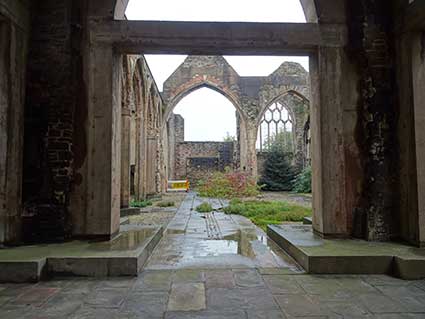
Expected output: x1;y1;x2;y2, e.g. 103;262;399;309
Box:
0;0;424;247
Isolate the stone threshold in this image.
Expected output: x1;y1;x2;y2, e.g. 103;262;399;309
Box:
0;225;163;283
268;224;425;280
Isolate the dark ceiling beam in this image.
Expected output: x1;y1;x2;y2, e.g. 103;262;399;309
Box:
91;20;347;55
403;0;425;32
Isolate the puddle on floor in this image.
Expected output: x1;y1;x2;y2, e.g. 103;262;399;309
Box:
197;240;239;256
147;227;301;269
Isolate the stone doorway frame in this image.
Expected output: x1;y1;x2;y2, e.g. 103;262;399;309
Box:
80;0;359;241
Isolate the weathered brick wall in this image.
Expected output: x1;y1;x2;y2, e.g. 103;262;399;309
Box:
22;0;81;241
186;157;220;186
175;142;235;185
348;0;398;241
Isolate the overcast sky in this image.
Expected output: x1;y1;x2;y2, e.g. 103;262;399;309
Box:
126;0;308;141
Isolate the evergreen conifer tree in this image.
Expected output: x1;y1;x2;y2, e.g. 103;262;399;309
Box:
259;133;295;191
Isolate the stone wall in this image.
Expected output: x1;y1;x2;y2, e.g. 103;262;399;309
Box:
1;0;424;246
175;142;235;185
20;0;80;242
163;56;311;177
347;0;398;241
120;55;164;205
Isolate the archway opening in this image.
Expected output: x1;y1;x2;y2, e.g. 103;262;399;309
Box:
167;87;239;184
257;101;295;154
256;91;311;194
173;87;237;142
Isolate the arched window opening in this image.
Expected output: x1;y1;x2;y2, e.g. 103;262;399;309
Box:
172;87;237;142
257;101;294;154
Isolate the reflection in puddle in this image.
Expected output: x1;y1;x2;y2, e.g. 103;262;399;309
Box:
198;240;238;256
90;228;156;251
197;229;281;261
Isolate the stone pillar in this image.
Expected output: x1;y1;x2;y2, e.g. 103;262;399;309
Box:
0;20;26;244
146;136;158;196
240;120;258;178
291;97;310;170
84;44;121;238
411;32;425;247
310;46;361;238
399;31;425;247
120;107;131;207
135;112;145;200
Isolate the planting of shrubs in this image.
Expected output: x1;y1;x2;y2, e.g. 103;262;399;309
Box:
223;199;312;230
197;169;260;199
195;202;213;213
293;166;312;193
130;200;152;208
156;201;175;207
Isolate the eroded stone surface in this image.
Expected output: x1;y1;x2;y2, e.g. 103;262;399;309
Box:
0;273;424;318
167;283;206;312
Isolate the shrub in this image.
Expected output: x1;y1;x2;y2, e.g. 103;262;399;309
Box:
130;200;152;208
293;166;312;193
223;199;311;230
259;148;296;191
196;202;213;213
156;201;175;207
197;169;260;199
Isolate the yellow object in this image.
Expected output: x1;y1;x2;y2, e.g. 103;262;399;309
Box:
167;180;189;192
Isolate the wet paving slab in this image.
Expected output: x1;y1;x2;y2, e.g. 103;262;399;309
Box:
2;194;425;318
1;265;425;318
146;193;302;271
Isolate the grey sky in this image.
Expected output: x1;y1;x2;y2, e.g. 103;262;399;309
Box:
126;0;308;141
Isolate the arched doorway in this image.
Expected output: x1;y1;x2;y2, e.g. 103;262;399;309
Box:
166;87;240;184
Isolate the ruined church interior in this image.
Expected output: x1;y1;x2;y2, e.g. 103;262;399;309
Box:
1;0;425;318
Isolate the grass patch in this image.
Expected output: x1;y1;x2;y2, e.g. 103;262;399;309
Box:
130;200;152;208
223;199;312;230
156;201;175;207
195;202;213;213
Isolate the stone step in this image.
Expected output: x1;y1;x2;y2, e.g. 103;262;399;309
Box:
268;224;425;280
0;225;163;283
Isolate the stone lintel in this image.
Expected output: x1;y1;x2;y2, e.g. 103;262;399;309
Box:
91;20;347;55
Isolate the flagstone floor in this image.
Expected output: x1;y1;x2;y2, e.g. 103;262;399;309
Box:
1;193;425;318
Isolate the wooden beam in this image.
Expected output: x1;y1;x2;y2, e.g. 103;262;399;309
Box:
404;0;425;32
91;20;346;55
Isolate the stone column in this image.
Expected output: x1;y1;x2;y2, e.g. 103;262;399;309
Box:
0;21;26;244
135;112;145;200
411;32;425;247
146;136;158;196
120;107;131;207
292;98;309;170
240;120;258;178
310;46;361;238
84;44;121;238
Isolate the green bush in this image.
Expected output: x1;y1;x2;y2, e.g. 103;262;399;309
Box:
293;166;312;193
197;169;260;199
130;200;152;208
223;199;311;230
195;202;213;213
156;201;175;207
259;148;296;191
